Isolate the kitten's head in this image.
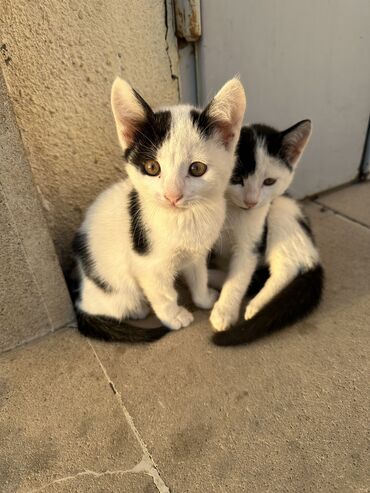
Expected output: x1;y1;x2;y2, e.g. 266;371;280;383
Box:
111;77;246;209
228;120;312;209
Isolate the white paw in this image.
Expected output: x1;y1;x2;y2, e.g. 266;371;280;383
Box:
244;302;260;320
193;288;219;310
210;302;238;332
161;306;194;331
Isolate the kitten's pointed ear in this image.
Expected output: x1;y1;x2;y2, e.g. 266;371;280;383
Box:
205;78;247;150
111;77;153;149
280;119;312;167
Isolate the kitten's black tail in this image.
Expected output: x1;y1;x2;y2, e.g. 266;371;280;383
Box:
76;309;170;343
212;264;324;346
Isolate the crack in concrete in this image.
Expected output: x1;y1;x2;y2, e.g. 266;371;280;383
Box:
28;467;136;492
313;199;370;230
28;454;169;492
88;341;171;493
164;0;180;86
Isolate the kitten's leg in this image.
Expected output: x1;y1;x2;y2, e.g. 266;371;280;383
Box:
208;268;227;290
183;257;218;309
140;273;194;330
210;251;258;332
244;265;299;320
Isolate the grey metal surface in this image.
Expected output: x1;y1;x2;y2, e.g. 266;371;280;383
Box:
197;0;370;197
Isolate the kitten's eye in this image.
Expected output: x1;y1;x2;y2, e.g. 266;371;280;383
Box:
189;161;207;177
144;160;161;176
263;178;276;186
231;175;243;185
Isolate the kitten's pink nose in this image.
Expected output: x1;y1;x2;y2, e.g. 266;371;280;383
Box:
165;193;183;206
244;200;257;209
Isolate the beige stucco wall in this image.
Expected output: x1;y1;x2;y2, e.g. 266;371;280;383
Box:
1;0;179;264
0;70;75;351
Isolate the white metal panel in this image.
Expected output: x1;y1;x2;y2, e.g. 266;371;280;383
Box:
198;0;370;196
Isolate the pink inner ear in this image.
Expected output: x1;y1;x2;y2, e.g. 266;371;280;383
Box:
121;127;134;144
284;144;302;164
217;121;235;149
283;136;309;165
120;117;141;146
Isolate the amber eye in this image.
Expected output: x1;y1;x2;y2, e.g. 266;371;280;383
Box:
144;160;161;176
263;178;277;186
189;161;207;177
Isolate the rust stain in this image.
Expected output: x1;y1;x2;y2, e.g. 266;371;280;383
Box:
187;4;201;40
174;1;201;42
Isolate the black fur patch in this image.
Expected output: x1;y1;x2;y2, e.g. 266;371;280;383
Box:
253;221;268;256
231;123;294;182
125;109;171;174
213;264;324;346
246;265;270;297
129;189;150;254
72;232;113;292
297;215;316;244
76;309;169;343
253;123;291;168
232;126;257;180
190;107;216;138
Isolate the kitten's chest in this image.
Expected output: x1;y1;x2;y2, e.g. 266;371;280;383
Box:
215;223;235;256
220;210;250;245
147;204;223;255
139;233;204;275
218;206;269;254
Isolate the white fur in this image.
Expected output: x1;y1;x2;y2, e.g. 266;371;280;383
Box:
244;195;319;320
111;78;147;148
127;105;237;210
210;122;318;332
77;78;246;330
207;77;247;150
210;201;270;330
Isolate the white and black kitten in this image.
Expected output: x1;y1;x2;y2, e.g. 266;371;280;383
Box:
72;77;246;342
210;120;324;345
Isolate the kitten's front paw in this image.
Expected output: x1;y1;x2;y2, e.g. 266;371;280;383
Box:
193;288;219;310
210;302;238;332
161;306;194;331
244;302;260;320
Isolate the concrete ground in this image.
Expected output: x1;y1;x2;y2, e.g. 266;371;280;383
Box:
1;183;369;493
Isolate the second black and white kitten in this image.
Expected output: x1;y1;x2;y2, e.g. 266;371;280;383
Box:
210;120;324;345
